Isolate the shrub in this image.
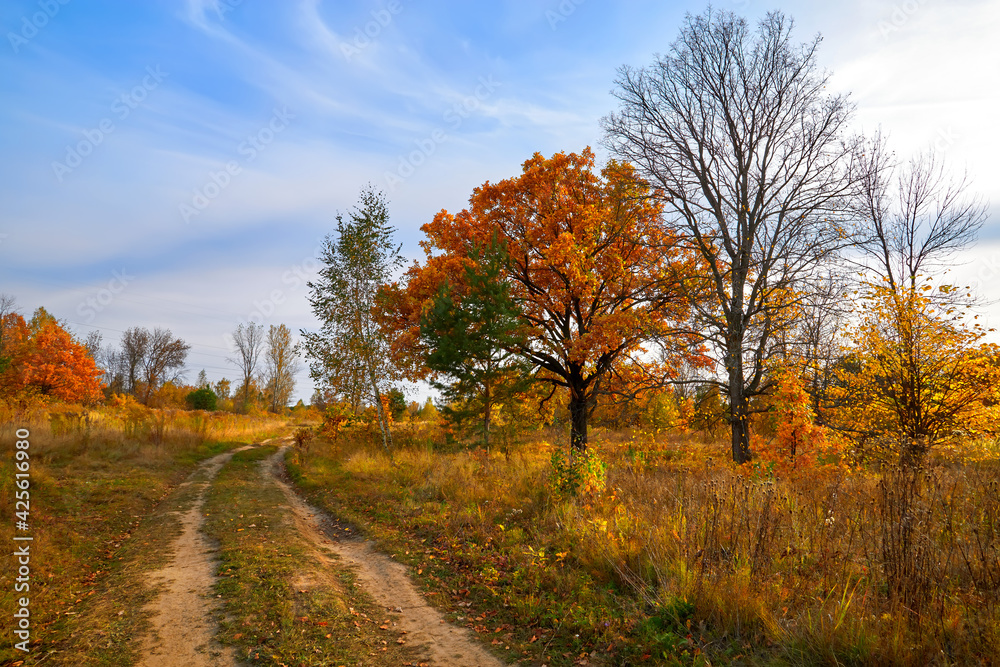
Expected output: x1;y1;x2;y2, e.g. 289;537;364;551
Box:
549;446;606;499
185;387;218;411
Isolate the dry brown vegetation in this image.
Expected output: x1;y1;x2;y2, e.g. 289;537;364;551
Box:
289;423;1000;665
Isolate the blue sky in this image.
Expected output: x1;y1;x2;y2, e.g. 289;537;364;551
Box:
1;0;998;402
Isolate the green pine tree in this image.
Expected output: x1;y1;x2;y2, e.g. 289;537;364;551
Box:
419;238;532;449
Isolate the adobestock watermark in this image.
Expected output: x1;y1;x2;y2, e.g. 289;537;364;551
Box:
930;126;958;153
546;0;585;30
52;65;168;183
76;268;134;324
877;0;927;39
339;0;404;60
179;106;295;224
7;0;71;54
212;0;243;20
12;428;32;653
245;242;324;325
383;75;501;191
970;252;1000;297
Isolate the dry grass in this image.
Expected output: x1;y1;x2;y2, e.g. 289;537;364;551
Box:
290;424;1000;665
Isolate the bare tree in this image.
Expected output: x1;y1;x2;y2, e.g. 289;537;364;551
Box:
100;327;189;402
603;9;861;463
141;328;190;403
262;324;299;412
83;330;102;360
854;133;988;295
0;294;17;321
229;322;265;411
120;327;150;396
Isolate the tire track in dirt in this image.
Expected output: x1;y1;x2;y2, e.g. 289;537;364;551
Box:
265;445;507;667
136;445;254;667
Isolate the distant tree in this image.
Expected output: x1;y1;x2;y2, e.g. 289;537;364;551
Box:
120;327;150;396
387;387;407;421
214;377;232;400
186;386;218;411
229;322;265;412
419;239;532;448
0;313;29;396
603;9;862;462
0;294;21;375
233;377;264;412
261;324;299;412
196;369;210;389
309;388;330;411
140;328;191;404
83;330;102;360
301;186;404;450
418;397;439;421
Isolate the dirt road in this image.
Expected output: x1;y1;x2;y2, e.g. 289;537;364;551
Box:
264;445;505;667
133;439;504;666
137;447;247;667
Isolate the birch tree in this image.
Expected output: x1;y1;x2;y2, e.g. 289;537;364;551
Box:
228;322;264;412
262;323;299;412
301;187;403;450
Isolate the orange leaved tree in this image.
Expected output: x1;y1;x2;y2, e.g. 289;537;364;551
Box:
0;308;103;404
384;149;705;450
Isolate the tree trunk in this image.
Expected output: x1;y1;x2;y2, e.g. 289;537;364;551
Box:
730;393;751;464
727;329;751;464
367;368;392;452
569;392;588;451
483;380;491;450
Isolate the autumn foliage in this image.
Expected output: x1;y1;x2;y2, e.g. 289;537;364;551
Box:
828;279;1000;465
0;309;103;404
381;149;708;449
755;363;833;475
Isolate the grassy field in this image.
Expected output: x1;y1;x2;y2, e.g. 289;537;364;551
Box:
0;404;288;664
286;424;1000;666
2;403;997;666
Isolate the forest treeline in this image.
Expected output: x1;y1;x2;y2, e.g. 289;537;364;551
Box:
0;295;303;416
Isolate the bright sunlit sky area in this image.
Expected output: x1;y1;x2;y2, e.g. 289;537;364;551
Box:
1;0;998;403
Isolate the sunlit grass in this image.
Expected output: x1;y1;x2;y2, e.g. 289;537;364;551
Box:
289;423;1000;665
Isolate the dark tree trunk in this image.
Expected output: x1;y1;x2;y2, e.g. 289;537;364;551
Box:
569;391;589;451
727;326;752;464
